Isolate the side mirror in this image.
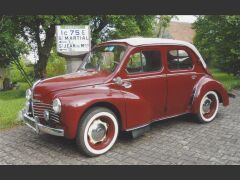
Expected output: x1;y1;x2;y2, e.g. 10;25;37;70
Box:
113;76;132;89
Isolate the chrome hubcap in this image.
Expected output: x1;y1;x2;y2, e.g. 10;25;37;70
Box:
202;97;212;114
88;119;108;144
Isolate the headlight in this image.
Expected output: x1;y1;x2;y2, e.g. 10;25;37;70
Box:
26;89;32;100
52;98;61;114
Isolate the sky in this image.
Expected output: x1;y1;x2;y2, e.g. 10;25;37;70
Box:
173;15;197;23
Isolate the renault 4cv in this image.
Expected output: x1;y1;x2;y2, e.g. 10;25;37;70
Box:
21;38;229;156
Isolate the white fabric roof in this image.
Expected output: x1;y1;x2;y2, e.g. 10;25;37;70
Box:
107;37;207;68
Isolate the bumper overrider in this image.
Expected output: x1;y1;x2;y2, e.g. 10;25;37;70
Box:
21;109;64;137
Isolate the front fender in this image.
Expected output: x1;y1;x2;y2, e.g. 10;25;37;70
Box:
54;85;125;139
191;76;229;114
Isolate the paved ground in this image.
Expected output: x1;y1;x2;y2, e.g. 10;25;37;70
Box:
0;91;240;165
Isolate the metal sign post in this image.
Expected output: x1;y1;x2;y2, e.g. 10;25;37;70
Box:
56;25;91;73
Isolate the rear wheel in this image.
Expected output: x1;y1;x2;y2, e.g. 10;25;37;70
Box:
195;91;219;123
76;107;119;157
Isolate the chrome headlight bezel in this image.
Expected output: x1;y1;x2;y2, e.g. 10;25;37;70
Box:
26;89;32;100
52;98;61;114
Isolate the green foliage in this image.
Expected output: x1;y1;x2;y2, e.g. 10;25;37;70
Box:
15;15;91;46
128;52;142;68
155;15;176;38
8;60;34;83
193;16;240;75
90;15;155;45
7;54;66;82
210;68;240;91
13;15;155;79
46;51;66;77
0;82;28;129
0;16;28;67
14;15;91;78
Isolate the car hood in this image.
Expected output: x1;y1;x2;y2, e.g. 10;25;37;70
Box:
33;70;111;97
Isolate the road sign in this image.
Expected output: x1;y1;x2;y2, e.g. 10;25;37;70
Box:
56;25;91;56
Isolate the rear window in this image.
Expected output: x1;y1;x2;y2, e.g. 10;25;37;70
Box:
167;49;193;70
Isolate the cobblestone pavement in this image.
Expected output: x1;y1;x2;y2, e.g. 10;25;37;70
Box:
0;91;240;165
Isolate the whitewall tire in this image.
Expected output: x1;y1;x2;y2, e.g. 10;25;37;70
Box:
196;91;219;123
76;107;119;157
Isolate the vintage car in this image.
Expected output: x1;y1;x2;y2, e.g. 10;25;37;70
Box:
21;38;229;156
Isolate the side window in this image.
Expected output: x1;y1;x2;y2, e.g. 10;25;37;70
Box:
127;52;142;73
167;49;193;70
126;50;162;73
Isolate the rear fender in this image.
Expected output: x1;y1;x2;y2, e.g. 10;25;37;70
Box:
191;76;229;114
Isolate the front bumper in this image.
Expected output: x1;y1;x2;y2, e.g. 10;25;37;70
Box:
21;109;64;137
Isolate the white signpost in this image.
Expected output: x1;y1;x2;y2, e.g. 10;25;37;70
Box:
56;25;91;73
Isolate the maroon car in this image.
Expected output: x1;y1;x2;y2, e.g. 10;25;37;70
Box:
21;38;229;156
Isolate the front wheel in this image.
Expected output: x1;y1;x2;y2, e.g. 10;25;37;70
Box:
76;107;119;157
195;91;219;123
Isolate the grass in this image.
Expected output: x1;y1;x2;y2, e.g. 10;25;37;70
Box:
209;68;240;92
0;82;30;130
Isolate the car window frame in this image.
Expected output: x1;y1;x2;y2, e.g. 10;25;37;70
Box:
125;48;164;75
166;46;195;72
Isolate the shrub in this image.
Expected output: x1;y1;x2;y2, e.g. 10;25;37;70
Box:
46;51;66;77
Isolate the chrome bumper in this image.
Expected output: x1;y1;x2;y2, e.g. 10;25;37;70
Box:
21;109;64;137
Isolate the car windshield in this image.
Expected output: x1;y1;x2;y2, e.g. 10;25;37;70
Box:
79;44;127;72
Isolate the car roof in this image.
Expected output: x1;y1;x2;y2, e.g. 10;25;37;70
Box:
107;37;207;68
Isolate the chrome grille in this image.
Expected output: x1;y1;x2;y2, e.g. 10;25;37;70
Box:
32;99;60;123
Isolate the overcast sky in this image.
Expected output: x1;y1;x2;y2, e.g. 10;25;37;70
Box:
173;15;197;23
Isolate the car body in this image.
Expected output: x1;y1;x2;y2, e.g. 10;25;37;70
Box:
21;37;229;156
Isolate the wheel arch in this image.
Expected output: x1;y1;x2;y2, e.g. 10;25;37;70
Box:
191;76;229;114
79;101;123;130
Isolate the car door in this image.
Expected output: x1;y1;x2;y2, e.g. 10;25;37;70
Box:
165;45;199;116
120;46;167;129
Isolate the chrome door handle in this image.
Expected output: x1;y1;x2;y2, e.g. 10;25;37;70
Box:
191;74;197;80
122;81;132;88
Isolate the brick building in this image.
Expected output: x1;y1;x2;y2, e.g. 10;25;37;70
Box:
163;21;195;43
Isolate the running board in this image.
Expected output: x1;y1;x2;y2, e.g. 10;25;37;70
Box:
131;125;151;138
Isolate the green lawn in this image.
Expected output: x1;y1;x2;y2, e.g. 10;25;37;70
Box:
0;82;29;130
209;68;240;92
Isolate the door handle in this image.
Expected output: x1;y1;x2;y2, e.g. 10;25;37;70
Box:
122;81;132;88
191;74;197;80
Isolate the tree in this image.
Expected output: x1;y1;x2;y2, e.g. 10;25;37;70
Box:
90;15;155;45
155;15;175;38
15;15;155;79
0;16;27;68
14;15;91;79
193;15;240;75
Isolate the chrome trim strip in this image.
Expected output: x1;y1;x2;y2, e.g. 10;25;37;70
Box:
167;72;196;76
32;99;60;122
21;109;64;137
120;72;204;82
126;112;189;131
123;74;167;81
33;103;52;107
32;104;52;107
